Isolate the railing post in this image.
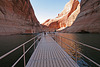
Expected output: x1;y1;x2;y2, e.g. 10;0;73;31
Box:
34;37;35;50
75;44;77;63
23;45;26;67
54;33;55;40
56;35;57;42
60;36;62;46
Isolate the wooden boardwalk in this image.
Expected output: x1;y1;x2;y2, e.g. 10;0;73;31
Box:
26;34;79;67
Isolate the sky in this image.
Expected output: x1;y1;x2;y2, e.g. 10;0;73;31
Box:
30;0;81;24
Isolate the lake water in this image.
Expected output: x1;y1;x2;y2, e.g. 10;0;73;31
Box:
0;33;100;67
56;33;100;67
0;34;38;67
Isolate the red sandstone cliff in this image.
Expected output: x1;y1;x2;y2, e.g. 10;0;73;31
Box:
0;0;41;35
67;0;100;33
42;0;80;31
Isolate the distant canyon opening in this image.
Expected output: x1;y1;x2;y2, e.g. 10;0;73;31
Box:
30;0;81;32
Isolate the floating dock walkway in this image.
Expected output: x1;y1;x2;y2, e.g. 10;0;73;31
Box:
26;34;79;67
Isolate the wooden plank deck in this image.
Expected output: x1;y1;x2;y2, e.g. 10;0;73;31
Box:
26;34;79;67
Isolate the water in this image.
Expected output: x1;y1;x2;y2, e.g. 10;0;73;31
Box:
56;33;100;67
0;33;100;67
0;34;38;67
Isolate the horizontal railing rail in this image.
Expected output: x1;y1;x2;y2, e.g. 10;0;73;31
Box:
0;33;41;67
50;33;100;67
58;35;100;51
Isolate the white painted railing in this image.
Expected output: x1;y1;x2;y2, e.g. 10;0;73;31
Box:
51;33;100;67
0;34;41;67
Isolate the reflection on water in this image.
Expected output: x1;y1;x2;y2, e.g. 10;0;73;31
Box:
54;33;100;67
56;33;81;59
0;34;38;67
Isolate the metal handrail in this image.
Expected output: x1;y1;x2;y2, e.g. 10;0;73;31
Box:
51;33;100;67
57;38;100;66
0;33;41;67
12;36;41;67
58;34;100;51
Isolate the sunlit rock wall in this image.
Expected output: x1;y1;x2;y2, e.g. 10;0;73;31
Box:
42;0;80;31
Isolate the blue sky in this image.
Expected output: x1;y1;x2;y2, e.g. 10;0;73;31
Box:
30;0;81;24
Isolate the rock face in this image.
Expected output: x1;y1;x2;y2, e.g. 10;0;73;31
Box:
67;4;80;27
0;0;41;35
42;0;80;31
67;0;100;33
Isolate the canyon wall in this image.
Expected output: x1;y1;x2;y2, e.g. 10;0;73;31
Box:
0;0;41;35
66;0;100;33
42;0;80;31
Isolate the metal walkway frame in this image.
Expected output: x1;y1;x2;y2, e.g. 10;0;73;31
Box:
26;34;79;67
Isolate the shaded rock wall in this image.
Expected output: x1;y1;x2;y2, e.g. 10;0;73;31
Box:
42;0;80;31
0;0;41;35
67;0;100;33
